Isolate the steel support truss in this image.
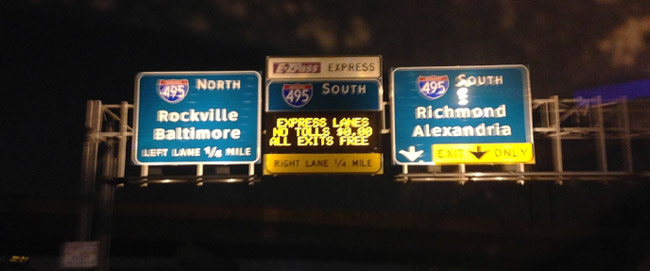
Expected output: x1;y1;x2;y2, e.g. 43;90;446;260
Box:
79;97;649;270
82;97;650;187
397;96;650;183
78;100;257;271
80;100;258;187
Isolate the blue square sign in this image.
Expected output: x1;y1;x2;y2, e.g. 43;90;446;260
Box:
391;65;534;165
133;71;261;165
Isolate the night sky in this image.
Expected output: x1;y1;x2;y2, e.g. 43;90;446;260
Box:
2;0;650;270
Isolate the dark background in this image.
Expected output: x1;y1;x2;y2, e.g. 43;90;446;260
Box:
2;1;650;270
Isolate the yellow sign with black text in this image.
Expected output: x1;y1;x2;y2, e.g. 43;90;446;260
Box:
432;143;535;164
264;153;383;174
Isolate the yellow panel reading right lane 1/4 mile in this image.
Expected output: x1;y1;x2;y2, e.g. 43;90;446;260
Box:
432;143;535;164
264;153;383;174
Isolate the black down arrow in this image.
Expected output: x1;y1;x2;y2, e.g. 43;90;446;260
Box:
469;146;488;159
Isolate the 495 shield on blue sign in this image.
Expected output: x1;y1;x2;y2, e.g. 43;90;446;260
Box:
158;79;189;103
417;75;449;100
282;83;313;108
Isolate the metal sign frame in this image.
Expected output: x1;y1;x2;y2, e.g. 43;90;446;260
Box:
263;56;385;174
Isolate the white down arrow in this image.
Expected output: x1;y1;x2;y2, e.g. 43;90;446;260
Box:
398;146;423;162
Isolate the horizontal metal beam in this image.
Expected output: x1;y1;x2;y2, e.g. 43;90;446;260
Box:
397;171;648;183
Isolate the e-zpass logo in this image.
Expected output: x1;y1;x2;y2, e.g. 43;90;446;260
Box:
274;62;321;74
157;79;189;104
417;75;449;100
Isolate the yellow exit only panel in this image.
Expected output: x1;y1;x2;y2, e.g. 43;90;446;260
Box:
432;143;535;164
